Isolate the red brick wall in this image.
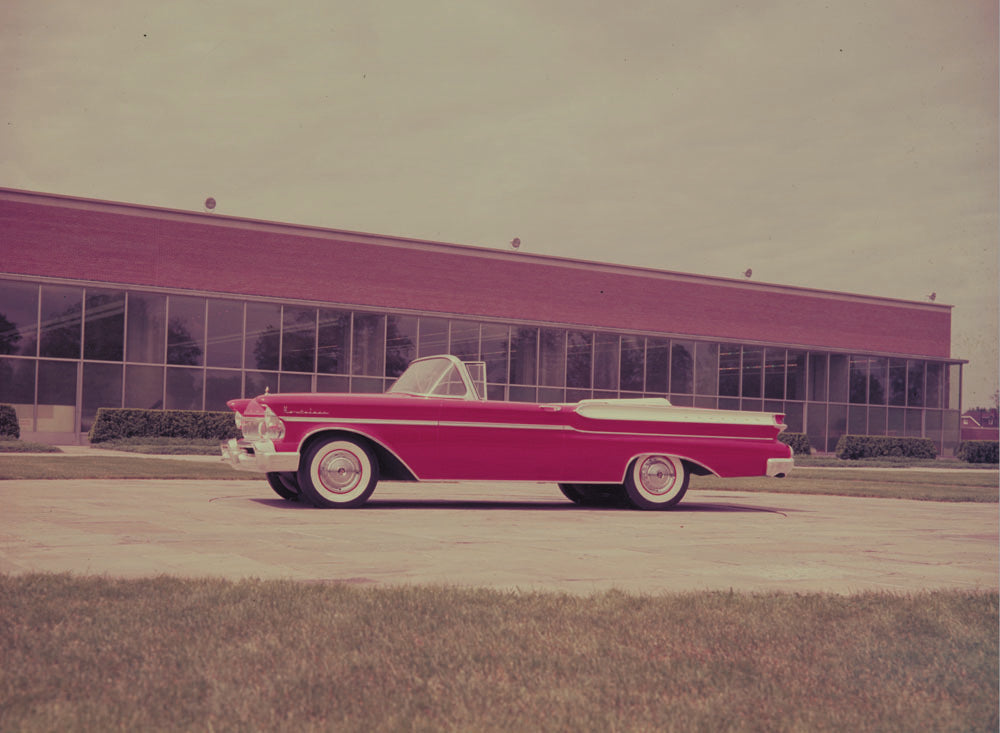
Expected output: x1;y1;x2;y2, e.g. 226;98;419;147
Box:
1;191;953;358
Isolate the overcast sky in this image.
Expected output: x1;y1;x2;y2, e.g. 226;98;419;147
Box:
3;0;997;408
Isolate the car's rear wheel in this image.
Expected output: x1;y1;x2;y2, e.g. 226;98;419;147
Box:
298;437;379;508
623;455;689;510
266;471;300;501
558;483;627;507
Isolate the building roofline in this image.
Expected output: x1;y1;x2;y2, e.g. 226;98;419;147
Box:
0;186;953;312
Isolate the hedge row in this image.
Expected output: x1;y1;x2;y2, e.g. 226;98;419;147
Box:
89;408;240;443
834;434;937;460
777;432;811;455
955;440;999;464
0;404;20;439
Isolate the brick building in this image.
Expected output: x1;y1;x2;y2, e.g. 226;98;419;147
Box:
0;187;965;451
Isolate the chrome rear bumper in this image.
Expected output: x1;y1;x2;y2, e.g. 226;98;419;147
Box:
766;457;794;478
220;438;299;474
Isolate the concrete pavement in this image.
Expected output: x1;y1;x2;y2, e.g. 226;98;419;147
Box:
1;476;996;594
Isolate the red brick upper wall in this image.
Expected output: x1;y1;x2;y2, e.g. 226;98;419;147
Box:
0;190;953;359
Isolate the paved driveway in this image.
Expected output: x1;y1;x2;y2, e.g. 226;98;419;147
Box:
1;478;996;594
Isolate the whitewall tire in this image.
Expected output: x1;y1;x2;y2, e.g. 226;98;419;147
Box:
623;455;689;510
298;438;379;508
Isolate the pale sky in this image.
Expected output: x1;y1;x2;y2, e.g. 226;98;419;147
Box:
3;0;997;408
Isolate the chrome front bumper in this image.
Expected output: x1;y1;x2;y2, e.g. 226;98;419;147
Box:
220;438;300;474
766;456;795;478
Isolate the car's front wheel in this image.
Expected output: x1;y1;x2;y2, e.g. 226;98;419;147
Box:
266;471;300;501
623;455;689;510
298;437;379;508
558;483;627;507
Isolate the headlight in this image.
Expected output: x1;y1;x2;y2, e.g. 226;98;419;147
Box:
261;407;285;441
234;412;244;430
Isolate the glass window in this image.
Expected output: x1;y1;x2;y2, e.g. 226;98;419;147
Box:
245;371;277;397
418;317;449;357
279;372;312;393
695;342;719;396
39;285;83;359
827;403;847;452
245;302;281;371
538;328;566;387
848;404;867;435
82;362;122;432
669;340;693;395
481;324;509;385
124;365;163;409
786;351;806;401
806;403;827;452
907;361;925;407
509;327;537;385
450;321;480;361
783;402;803;433
905;408;923;437
946;365;961;410
764;348;785;400
868;358;887;405
868;406;887;435
887;407;905;436
742;346;762;398
317;308;350;375
645;338;669;394
37;360;77;432
351;377;384;394
808;353;828;401
849;356;868;404
620;336;644;392
165;366;203;410
205;370;243;411
719;344;740;397
386;315;417;378
0;356;35;404
83;289;125;361
317;374;350;393
0;279;39;356
351;313;385;376
567;331;593;389
828;354;849;403
282;307;317;373
167;295;205;366
206;299;244;369
594;333;620;391
126;292;166;364
925;409;942;450
925;362;943;409
888;359;907;406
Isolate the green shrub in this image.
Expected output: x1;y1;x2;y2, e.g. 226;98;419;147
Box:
0;404;20;439
835;435;937;460
955;441;999;464
89;408;239;444
778;432;811;455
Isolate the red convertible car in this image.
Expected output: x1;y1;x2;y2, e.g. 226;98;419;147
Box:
220;354;793;510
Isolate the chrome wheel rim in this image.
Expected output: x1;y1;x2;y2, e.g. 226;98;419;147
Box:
638;456;677;496
318;450;362;494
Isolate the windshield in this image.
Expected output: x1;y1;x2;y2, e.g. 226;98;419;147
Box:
387;357;453;396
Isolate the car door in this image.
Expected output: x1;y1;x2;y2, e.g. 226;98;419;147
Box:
433;399;567;481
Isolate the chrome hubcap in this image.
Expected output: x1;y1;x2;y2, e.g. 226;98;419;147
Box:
639;457;676;495
318;450;362;494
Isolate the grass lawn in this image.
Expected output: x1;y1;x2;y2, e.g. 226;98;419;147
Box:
1;574;995;732
0;454;244;480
